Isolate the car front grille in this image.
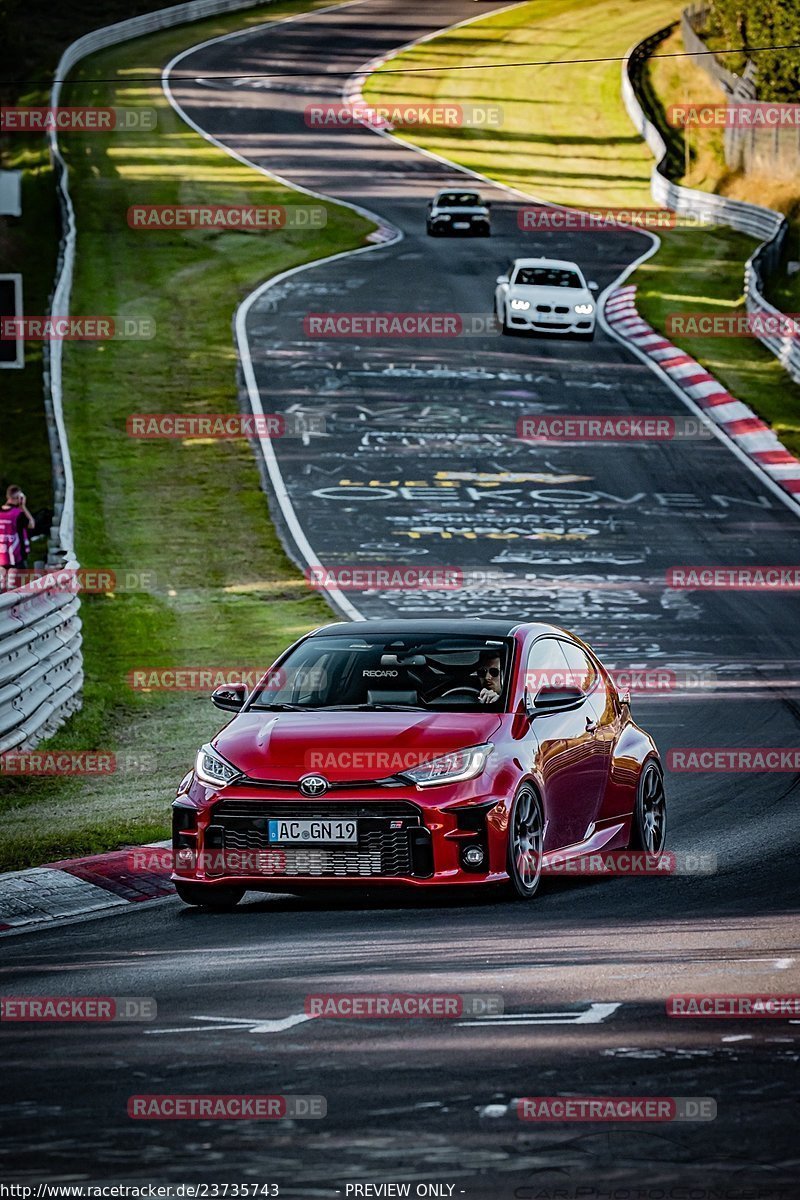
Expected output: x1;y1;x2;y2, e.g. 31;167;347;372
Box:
207;799;426;878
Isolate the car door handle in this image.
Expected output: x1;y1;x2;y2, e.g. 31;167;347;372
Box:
585;717;597;734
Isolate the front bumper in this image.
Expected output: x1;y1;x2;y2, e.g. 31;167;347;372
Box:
171;781;510;890
507;309;594;334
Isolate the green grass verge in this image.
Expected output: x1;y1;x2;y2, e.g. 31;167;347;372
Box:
0;0;375;872
364;0;800;458
364;0;677;209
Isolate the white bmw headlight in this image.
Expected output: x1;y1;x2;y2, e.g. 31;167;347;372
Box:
194;743;241;788
400;743;493;788
574;303;594;314
510;298;531;311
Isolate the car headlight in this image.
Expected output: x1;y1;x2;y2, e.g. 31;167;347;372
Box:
574;303;594;314
510;298;531;311
399;743;493;789
194;743;241;788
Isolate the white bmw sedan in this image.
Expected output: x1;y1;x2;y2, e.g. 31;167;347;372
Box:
495;257;598;340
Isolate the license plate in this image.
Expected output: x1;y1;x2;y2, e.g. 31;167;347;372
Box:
453;221;470;229
268;818;358;844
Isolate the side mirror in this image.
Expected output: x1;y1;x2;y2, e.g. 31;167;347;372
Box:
533;684;584;711
211;683;247;712
588;280;599;291
496;275;509;285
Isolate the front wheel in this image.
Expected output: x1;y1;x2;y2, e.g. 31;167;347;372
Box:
630;761;667;854
506;785;544;899
174;882;245;910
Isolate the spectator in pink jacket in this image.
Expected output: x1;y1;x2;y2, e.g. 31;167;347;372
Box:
0;485;35;590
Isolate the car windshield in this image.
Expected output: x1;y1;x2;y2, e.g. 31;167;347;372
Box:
437;192;481;207
248;634;513;712
513;267;581;288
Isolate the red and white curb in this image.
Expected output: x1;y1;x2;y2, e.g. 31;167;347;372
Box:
0;844;173;933
605;285;800;501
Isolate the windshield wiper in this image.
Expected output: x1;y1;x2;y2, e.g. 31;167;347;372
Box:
314;703;429;712
250;702;306;711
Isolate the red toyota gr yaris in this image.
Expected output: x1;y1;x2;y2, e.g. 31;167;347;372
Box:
171;619;666;908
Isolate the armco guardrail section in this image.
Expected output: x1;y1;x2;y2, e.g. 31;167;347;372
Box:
622;30;800;386
4;0;275;754
0;576;83;754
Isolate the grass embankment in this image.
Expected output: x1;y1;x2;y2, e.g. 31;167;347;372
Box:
0;0;375;871
364;0;800;457
640;25;800;455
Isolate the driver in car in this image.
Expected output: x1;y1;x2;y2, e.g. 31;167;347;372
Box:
475;651;503;705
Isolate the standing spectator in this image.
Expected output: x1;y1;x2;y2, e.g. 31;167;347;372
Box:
0;484;35;590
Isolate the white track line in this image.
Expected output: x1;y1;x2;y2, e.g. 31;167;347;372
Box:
162;0;405;622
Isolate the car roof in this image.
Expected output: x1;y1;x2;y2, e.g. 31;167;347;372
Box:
308;619;565;639
511;257;581;270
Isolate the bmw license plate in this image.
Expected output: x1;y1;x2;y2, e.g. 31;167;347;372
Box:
268;818;358;844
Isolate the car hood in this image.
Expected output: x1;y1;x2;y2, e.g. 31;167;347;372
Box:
508;283;592;304
212;710;503;782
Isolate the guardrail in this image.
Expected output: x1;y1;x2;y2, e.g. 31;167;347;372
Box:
3;0;276;754
0;578;83;754
623;29;800;386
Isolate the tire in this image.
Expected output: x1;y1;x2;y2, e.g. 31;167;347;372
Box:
576;329;595;341
505;785;545;899
629;760;667;854
498;306;510;335
174;882;245;910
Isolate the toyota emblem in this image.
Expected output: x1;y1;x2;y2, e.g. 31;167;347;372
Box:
299;774;329;797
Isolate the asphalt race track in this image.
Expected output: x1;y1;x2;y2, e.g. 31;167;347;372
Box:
3;1;799;1195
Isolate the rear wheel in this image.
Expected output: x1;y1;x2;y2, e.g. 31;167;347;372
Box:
506;785;544;899
174;882;245;910
630;761;667;854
